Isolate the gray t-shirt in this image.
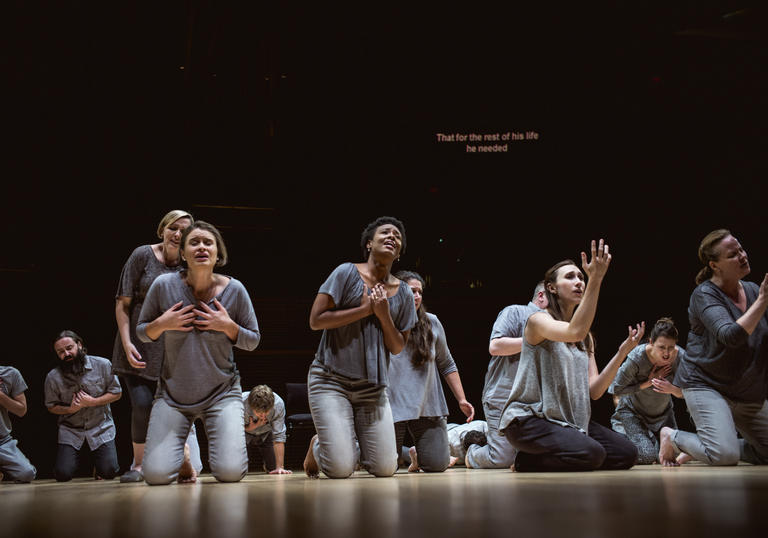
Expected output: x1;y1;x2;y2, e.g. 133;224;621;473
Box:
112;244;185;380
242;391;287;443
0;366;27;442
137;272;261;409
609;345;682;430
44;356;122;450
675;280;768;402
313;263;417;386
499;320;591;433
387;313;457;422
447;420;488;460
483;302;541;414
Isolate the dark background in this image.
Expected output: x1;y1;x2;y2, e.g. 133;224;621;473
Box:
3;2;767;475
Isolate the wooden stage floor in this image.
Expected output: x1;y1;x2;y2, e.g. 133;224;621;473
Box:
1;464;766;538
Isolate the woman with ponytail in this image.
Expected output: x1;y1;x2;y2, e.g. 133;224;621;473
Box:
498;240;640;472
658;230;768;466
609;317;687;464
387;270;475;472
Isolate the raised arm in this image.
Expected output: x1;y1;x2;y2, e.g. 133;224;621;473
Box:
527;240;611;345
589;323;645;400
736;274;768;335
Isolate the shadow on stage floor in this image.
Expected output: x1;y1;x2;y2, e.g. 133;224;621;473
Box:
1;464;766;538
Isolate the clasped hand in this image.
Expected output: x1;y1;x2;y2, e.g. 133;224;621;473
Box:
160;299;233;333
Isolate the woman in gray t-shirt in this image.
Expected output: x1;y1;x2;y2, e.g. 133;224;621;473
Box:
112;210;200;483
388;270;474;473
609;317;685;464
500;240;639;472
138;221;261;485
303;216;417;479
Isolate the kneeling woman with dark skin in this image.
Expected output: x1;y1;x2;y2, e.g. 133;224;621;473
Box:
499;240;640;472
137;221;261;484
388;270;475;472
304;216;417;479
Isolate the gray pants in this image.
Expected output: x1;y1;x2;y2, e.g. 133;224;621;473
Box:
672;387;768;465
395;417;450;472
143;391;247;484
611;409;676;465
308;364;397;479
465;403;516;468
0;437;36;482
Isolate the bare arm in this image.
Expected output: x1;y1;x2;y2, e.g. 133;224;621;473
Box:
442;371;475;421
309;291;373;331
589;323;645;400
0;390;27;417
488;337;523;356
526;240;611;346
269;442;292;474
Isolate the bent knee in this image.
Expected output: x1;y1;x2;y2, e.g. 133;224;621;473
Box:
142;461;176;485
366;455;398;477
705;448;740;466
211;464;247;483
418;454;450;473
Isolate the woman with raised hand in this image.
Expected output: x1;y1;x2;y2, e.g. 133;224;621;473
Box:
609;317;687;464
113;210;202;483
499;240;639;472
138;221;260;484
659;229;768;466
388;270;475;473
303;216;417;479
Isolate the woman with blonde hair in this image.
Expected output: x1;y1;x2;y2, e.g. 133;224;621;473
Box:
113;210;201;483
659;229;768;466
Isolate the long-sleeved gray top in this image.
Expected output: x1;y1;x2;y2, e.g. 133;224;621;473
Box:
0;366;27;442
112;244;185;380
44;356;122;450
313;263;417;386
500;325;591;434
674;280;768;402
483;302;541;414
137;272;261;409
242;391;287;443
609;345;683;428
387;313;457;422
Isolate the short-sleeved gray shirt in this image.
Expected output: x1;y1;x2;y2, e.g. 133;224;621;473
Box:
388;313;457;422
0;366;27;441
137;272;261;409
483;302;541;413
675;280;768;402
499;324;591;433
609;345;682;430
112;244;185;380
313;263;417;386
447;420;488;460
242;391;287;443
44;356;122;450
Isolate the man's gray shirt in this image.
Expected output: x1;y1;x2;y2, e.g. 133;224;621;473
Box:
0;366;27;442
242;391;287;443
44;356;122;450
483;302;541;416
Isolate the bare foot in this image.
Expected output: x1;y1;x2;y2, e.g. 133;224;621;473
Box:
658;427;679;467
303;434;319;478
407;446;420;472
509;464;516;472
448;456;458;468
676;452;693;465
178;444;197;483
464;453;473;469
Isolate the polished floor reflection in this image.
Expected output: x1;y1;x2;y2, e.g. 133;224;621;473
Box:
1;464;766;538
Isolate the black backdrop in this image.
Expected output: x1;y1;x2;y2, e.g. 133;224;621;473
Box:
4;3;767;475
